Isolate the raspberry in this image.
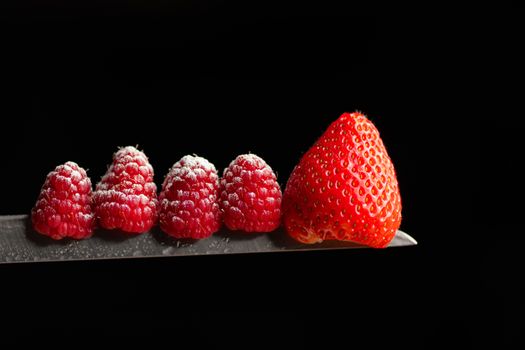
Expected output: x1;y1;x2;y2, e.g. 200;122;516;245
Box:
93;146;158;233
31;161;95;240
159;155;221;239
220;154;282;232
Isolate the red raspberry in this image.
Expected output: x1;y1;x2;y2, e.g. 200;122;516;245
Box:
220;154;282;232
159;155;221;239
93;146;158;233
31;161;95;240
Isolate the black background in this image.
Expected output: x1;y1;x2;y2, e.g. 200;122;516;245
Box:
0;2;505;348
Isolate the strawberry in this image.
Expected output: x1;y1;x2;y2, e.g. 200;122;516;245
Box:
282;112;402;248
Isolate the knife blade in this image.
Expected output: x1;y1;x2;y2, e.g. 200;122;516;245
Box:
0;214;417;264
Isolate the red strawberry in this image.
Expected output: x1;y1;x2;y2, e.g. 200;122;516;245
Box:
282;112;402;248
31;161;95;240
159;155;221;239
93;146;158;233
220;154;282;232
